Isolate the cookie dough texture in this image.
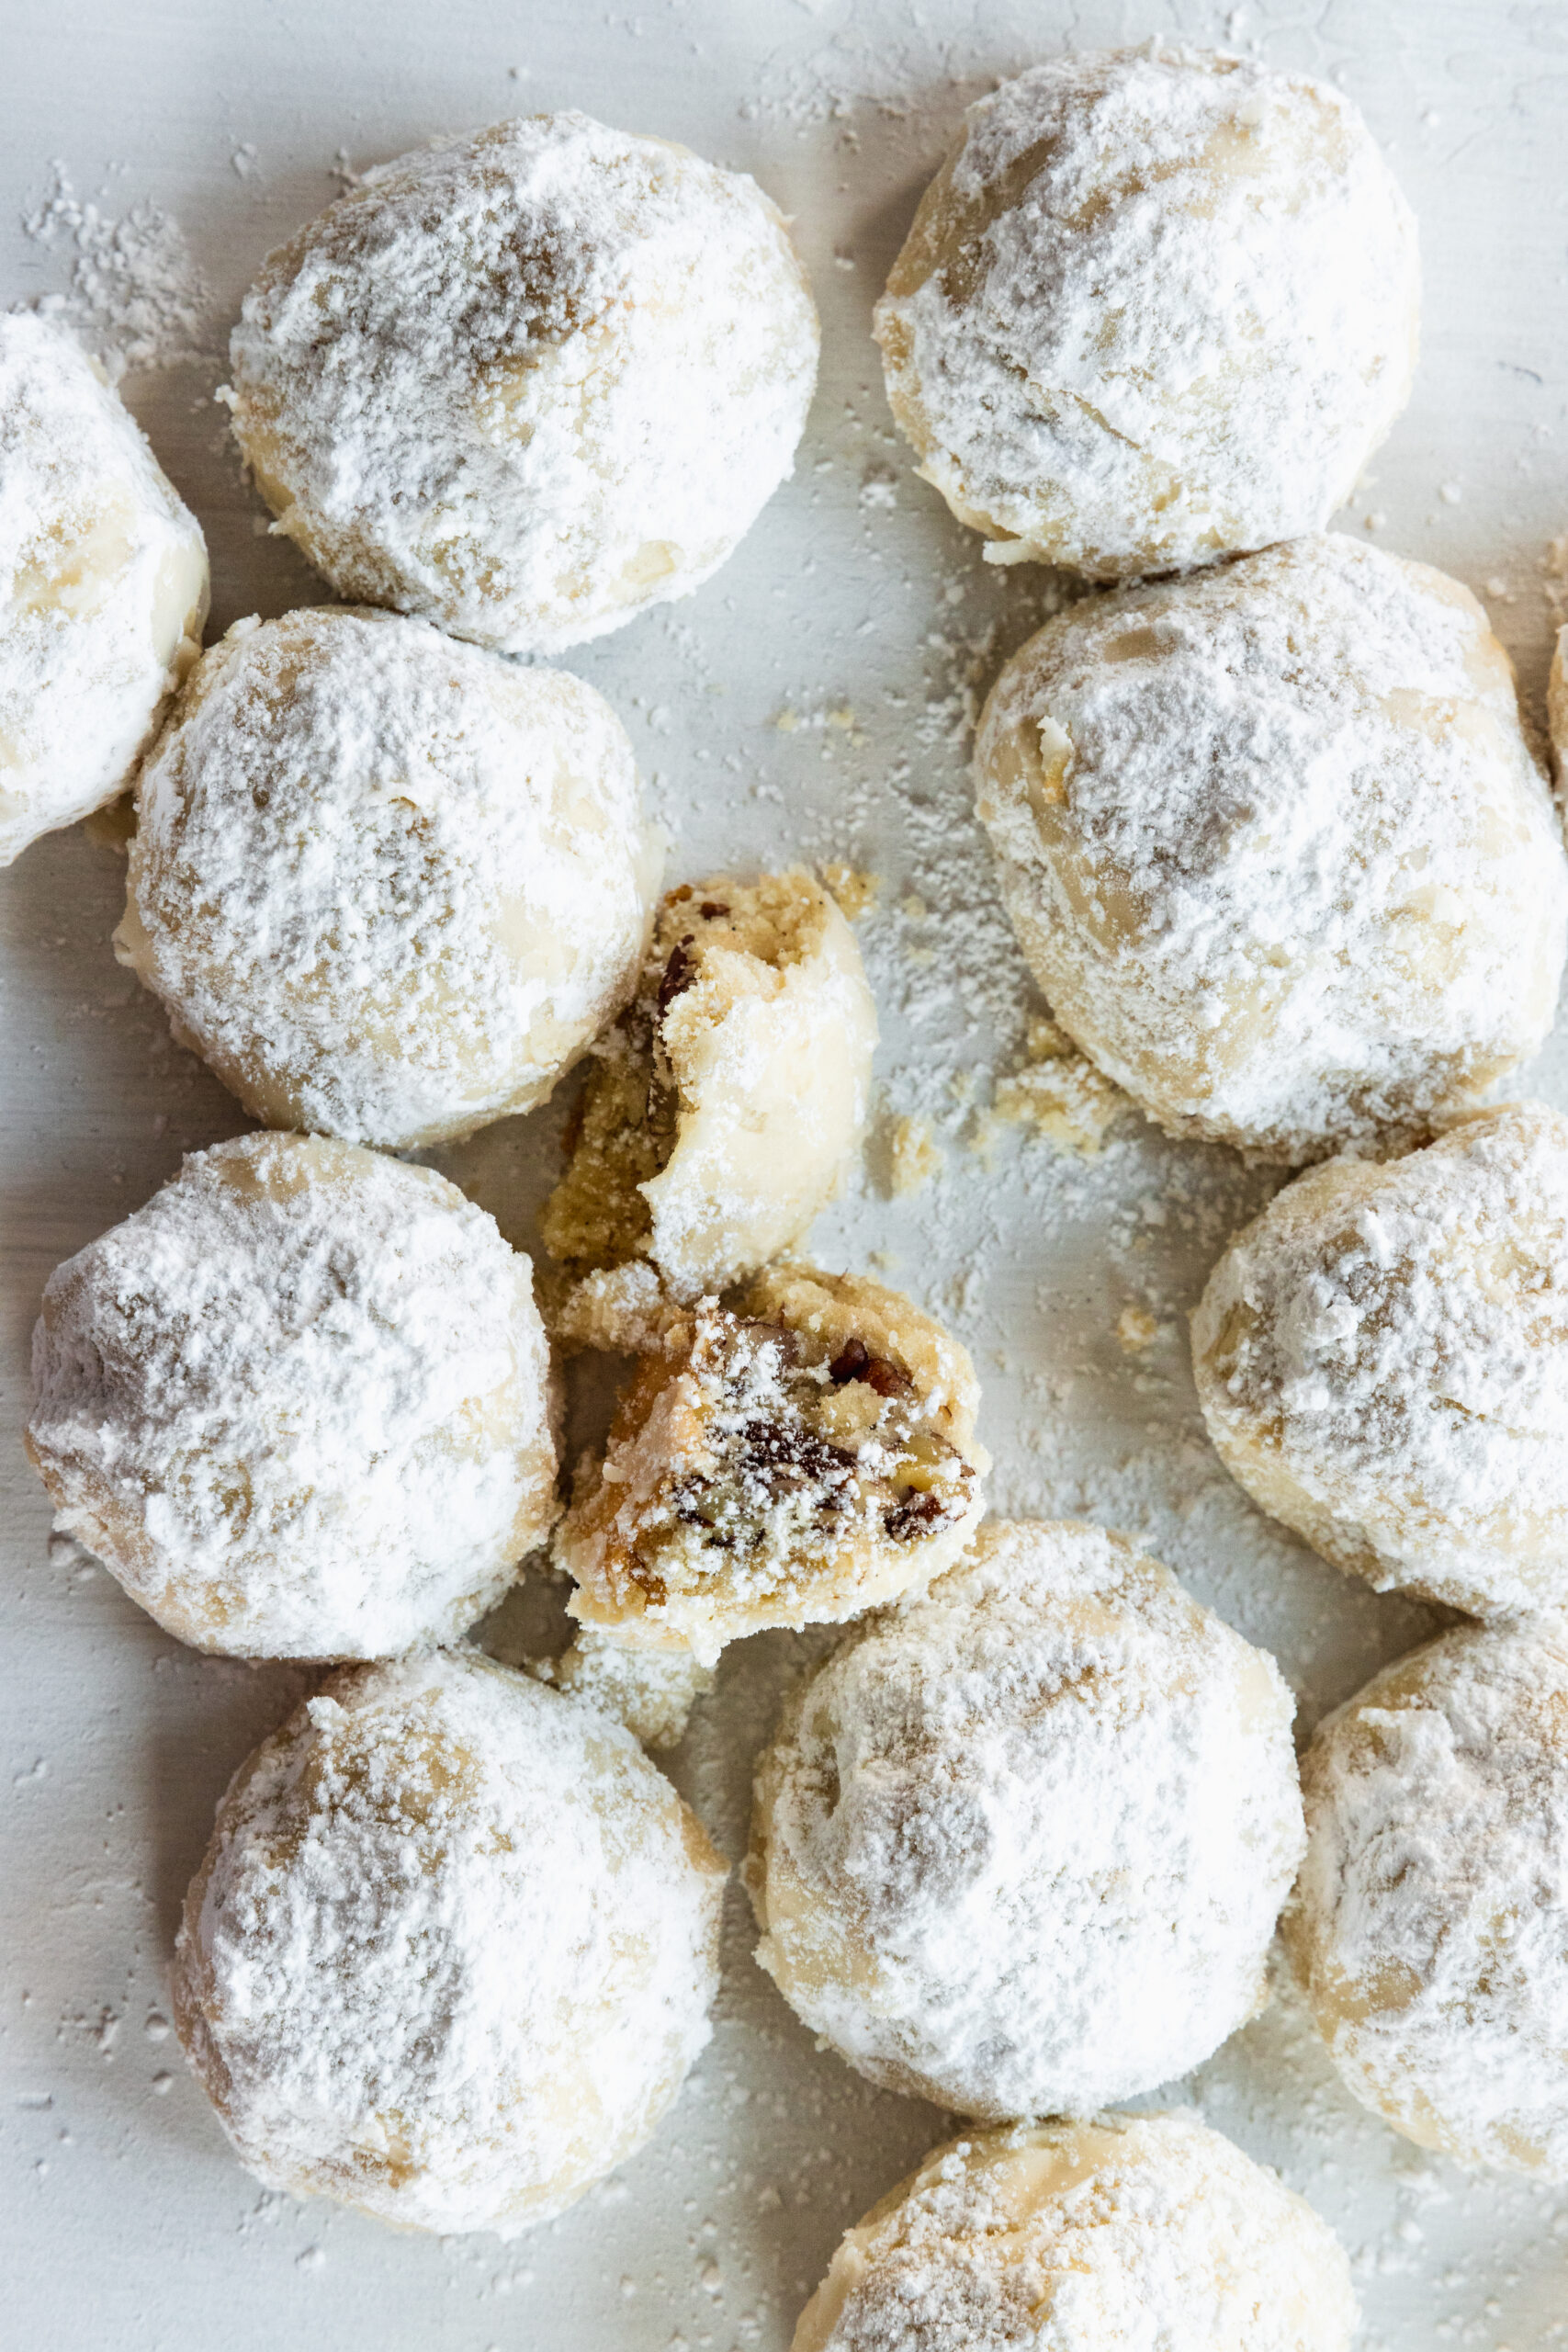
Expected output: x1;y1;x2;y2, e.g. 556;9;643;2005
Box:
874;46;1417;581
173;1651;726;2234
0;311;208;865
27;1132;558;1658
117;605;660;1149
226;113;818;654
542;873;877;1298
1288;1623;1568;2178
793;2112;1356;2352
534;1625;715;1751
976;536;1568;1160
558;1267;988;1665
1194;1102;1568;1619
749;1520;1303;2119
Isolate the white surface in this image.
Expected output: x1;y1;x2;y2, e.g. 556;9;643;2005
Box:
3;4;1568;2348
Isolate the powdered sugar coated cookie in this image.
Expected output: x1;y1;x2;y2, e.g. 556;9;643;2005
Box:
875;46;1417;579
226;114;818;653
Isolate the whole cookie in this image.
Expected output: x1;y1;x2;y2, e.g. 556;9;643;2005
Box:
173;1652;726;2233
748;1520;1303;2118
0;312;207;864
794;2112;1356;2352
28;1131;557;1658
226;114;818;653
1287;1622;1568;2178
118;606;660;1148
975;536;1567;1159
1194;1102;1568;1619
874;46;1417;579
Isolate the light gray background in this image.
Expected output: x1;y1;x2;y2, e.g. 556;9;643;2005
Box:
4;3;1568;2346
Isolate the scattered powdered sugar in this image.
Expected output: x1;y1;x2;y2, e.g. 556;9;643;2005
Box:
172;1650;727;2235
749;1520;1304;2121
21;164;212;369
874;47;1419;577
1290;1620;1568;2178
975;534;1568;1159
794;2110;1357;2351
28;1130;557;1658
224;113;819;655
118;605;661;1149
1193;1101;1568;1620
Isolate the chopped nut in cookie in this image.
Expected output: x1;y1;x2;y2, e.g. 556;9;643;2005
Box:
556;1266;988;1663
541;870;877;1302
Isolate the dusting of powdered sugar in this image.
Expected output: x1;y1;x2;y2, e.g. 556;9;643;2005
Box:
28;1130;558;1658
118;605;661;1149
172;1650;727;2235
22;164;212;369
0;310;208;865
873;46;1419;577
975;533;1568;1160
1290;1620;1568;2179
223;113;819;655
1192;1101;1568;1621
749;1519;1304;2121
794;2110;1357;2352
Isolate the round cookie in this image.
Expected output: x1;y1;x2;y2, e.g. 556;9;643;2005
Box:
975;535;1568;1160
747;1520;1303;2118
793;2112;1356;2352
1193;1102;1568;1619
558;1265;989;1665
117;605;660;1148
541;871;878;1299
226;113;818;654
1287;1622;1568;2178
874;46;1417;581
28;1131;557;1658
173;1650;726;2233
0;311;208;865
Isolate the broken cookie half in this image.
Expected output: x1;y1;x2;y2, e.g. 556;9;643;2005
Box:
541;871;877;1303
555;1265;989;1666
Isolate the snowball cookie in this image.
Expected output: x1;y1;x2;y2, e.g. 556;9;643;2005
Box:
1194;1102;1568;1618
173;1649;725;2233
975;536;1568;1160
558;1267;989;1665
116;605;660;1148
748;1520;1303;2118
793;2112;1356;2352
541;872;877;1299
0;312;208;865
27;1131;557;1658
874;48;1416;581
226;115;818;655
1287;1622;1568;2177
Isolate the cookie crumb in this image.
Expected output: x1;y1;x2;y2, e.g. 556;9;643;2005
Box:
889;1116;942;1197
